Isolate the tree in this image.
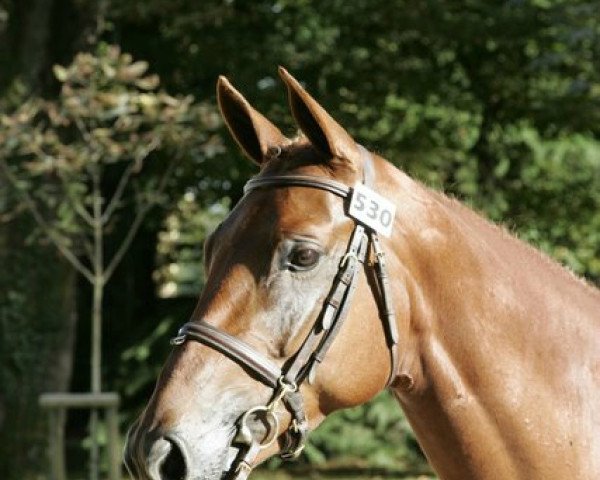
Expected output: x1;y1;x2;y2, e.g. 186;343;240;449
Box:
0;1;99;477
0;43;221;477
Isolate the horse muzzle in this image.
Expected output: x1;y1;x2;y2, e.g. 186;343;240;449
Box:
124;424;191;480
124;421;243;480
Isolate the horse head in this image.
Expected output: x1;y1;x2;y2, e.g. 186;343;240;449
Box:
124;68;408;480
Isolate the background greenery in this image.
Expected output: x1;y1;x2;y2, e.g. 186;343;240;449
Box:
0;0;598;479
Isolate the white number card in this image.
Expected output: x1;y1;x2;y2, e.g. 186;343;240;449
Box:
348;183;396;237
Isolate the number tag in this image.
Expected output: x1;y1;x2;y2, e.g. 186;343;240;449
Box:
348;183;396;237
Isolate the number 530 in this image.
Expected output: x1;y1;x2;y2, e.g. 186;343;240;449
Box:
352;192;393;228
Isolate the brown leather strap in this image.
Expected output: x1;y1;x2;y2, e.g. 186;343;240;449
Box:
359;145;375;186
171;322;282;388
244;175;350;198
282;224;367;386
231;440;261;480
280;390;309;460
305;226;369;383
371;233;399;385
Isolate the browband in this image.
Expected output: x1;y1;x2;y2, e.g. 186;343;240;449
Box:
244;175;350;198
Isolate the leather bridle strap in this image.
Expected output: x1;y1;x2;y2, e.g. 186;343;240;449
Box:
171;322;281;389
281;224;368;387
371;234;400;375
244;175;350;199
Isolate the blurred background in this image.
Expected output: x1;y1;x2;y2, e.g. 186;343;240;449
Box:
0;0;598;479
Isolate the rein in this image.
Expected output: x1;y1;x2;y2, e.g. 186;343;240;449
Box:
170;149;399;479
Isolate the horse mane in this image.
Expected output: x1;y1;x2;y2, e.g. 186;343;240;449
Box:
433;188;600;299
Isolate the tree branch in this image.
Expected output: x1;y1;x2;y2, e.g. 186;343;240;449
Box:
103;202;150;283
56;169;95;227
0;202;27;223
101;161;134;225
82;236;94;263
91;165;104;280
72;114;94;145
103;156;177;283
101;138;161;225
0;159;95;283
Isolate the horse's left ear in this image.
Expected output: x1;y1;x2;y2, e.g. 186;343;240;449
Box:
217;76;288;165
278;67;361;169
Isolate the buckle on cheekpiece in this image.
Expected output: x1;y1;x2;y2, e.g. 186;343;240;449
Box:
170;328;187;346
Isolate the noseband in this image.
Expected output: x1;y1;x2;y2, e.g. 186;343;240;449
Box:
170;149;399;479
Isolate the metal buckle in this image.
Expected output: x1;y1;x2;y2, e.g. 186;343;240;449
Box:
170;334;186;346
290;418;301;433
340;252;357;268
275;376;297;396
235;461;252;474
236;377;297;449
280;421;307;461
286;443;306;459
234;460;253;480
266;377;297;410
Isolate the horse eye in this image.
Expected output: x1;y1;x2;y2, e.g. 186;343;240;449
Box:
288;247;320;270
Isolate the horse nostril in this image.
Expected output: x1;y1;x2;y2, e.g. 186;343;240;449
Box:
160;438;187;480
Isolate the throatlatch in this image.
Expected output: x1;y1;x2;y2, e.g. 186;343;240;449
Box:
170;148;399;480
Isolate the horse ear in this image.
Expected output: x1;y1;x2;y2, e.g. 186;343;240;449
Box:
217;76;287;165
278;67;360;168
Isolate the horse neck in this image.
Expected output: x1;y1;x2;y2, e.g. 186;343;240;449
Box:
377;159;600;478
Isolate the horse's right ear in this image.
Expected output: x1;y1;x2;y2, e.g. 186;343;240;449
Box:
217;76;287;165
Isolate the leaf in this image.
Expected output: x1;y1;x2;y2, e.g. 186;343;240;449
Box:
118;60;149;81
135;74;160;90
138;93;158;109
52;64;68;82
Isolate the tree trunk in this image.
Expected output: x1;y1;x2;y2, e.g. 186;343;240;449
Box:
0;226;77;479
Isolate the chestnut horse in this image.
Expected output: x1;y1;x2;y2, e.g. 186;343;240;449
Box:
125;68;600;480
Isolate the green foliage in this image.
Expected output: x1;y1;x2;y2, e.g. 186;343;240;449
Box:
0;43;221;248
302;392;427;471
155;195;229;298
487;127;600;280
115;195;229;405
0;227;75;480
118;316;175;399
0;43;223;477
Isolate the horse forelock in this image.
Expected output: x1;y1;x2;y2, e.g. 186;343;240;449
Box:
258;134;360;184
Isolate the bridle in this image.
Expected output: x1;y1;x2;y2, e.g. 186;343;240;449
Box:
170;148;399;479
